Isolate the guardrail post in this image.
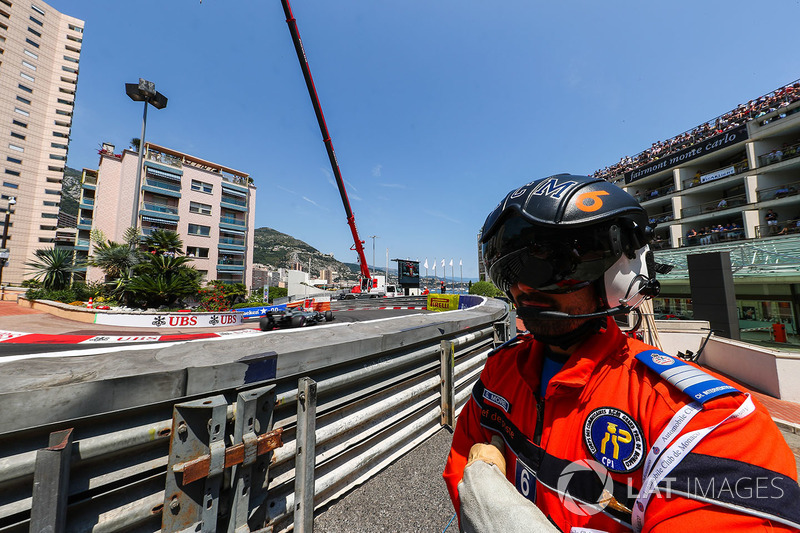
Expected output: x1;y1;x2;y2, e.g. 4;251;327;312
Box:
440;340;455;430
229;385;276;533
294;377;317;533
163;395;228;533
30;428;73;533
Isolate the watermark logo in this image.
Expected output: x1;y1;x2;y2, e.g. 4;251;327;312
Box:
556;459;613;516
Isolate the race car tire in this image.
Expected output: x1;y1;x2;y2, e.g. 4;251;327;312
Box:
259;315;275;331
291;315;306;328
324;310;333;322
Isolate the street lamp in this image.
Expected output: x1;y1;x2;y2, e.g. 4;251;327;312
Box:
0;196;16;287
125;78;167;234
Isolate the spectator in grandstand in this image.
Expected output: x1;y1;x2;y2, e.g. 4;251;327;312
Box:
686;227;698;245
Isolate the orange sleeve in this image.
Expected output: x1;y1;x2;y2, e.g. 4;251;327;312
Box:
642;393;800;531
442;395;494;517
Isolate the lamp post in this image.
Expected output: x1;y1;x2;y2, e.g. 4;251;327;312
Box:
369;235;378;272
125;78;168;235
0;196;17;287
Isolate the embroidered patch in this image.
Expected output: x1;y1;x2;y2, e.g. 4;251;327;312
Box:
482;388;511;413
583;407;645;473
650;354;674;366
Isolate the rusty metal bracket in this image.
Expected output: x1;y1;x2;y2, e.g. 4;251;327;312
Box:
172;428;283;485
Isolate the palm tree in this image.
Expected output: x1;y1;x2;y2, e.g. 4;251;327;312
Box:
142;229;183;256
25;248;77;290
88;241;139;281
123;252;201;308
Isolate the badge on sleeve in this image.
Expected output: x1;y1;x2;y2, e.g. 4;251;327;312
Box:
583;407;645;473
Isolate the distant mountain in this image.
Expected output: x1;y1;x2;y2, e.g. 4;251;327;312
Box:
252;227;359;279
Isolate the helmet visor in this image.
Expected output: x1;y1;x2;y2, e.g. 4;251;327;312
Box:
482;216;623;294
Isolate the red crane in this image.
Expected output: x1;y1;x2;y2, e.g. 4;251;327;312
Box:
280;0;374;293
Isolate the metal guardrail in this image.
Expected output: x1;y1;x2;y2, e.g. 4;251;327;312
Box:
0;297;508;532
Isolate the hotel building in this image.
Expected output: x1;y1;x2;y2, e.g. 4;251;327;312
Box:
76;143;256;286
0;0;83;284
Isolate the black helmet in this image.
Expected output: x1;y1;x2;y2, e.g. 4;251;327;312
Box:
481;174;655;311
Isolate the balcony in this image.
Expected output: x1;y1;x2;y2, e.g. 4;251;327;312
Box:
219;216;246;231
758;141;800;168
682;160;749;189
75;238;90;250
221;195;247;212
756;180;800;202
634;182;675;204
756;218;800;238
142;177;181;198
77;217;93;229
680;193;748;218
145;149;182;170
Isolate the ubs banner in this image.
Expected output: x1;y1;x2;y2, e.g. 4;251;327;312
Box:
625;125;748;184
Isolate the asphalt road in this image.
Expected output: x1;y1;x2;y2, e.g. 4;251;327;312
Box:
0;308;430;356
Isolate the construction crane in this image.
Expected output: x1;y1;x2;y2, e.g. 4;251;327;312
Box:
280;0;375;293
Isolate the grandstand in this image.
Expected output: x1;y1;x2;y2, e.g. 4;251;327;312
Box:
598;79;800;335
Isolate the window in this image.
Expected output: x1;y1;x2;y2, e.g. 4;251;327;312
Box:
52;131;67;138
10;132;25;140
57;98;73;106
23;49;38;59
18;84;32;93
12;119;27;128
191;180;213;194
44;189;60;195
6;157;21;164
8;144;23;152
68;24;83;33
4;182;18;189
55;109;71;116
189;201;212;215
22;60;36;71
41;212;58;219
62;65;77;74
14;108;29;117
5;169;19;176
32;4;46;16
188;224;211;236
29;15;43;26
28;27;41;38
59;87;75;95
47;166;62;172
54;120;70;127
186;246;209;258
49;154;66;161
63;55;78;63
38;237;54;243
65;44;80;53
66;35;82;43
26;38;39;48
51;142;67;150
16;96;31;105
43;201;59;207
20;72;34;82
40;225;57;231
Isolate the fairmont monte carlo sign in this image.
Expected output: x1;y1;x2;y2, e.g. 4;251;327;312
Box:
624;125;748;184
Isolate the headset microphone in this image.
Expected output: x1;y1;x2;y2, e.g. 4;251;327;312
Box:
516;306;630;321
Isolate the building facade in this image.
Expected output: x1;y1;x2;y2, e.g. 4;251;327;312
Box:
76;143;256;286
601;82;800;337
0;0;83;284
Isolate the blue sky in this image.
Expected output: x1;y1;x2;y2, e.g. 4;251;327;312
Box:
52;0;798;279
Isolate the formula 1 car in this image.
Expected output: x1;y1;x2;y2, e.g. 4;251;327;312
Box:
259;306;334;331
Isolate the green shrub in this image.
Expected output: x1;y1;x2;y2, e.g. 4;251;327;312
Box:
468;280;505;298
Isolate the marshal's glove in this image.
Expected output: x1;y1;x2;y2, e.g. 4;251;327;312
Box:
458;436;559;533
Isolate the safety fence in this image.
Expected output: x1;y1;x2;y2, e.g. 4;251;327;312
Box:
0;297;509;532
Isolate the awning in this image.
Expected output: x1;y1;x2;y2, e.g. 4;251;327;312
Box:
219;228;246;236
141;216;177;225
218;249;244;255
146;167;182;181
221;184;248;197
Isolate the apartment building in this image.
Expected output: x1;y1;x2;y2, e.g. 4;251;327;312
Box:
0;0;83;284
76;142;256;286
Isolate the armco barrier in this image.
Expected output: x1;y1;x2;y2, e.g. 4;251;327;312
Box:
0;296;508;532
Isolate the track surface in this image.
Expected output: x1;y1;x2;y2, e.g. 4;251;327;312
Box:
0;309;429;356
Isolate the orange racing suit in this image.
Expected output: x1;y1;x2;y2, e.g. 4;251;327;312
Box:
443;318;800;532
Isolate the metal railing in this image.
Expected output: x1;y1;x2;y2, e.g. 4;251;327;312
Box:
757;141;800;168
144;178;181;193
680;193;748;218
682;160;749;189
142;202;178;215
0;297;507;532
220;216;245;226
756;180;800;202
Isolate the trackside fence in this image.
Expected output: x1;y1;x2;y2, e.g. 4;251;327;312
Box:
0;297;509;532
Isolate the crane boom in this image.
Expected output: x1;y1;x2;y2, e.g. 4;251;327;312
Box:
280;0;373;291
